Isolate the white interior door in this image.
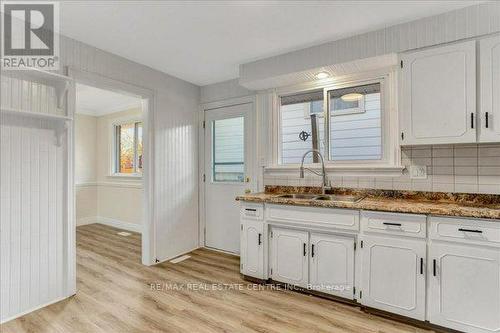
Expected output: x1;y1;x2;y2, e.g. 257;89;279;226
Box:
309;233;354;300
204;103;254;253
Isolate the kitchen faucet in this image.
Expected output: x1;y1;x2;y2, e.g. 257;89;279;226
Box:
299;149;331;194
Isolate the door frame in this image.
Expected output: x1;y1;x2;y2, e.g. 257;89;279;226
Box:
198;95;257;250
67;68;156;280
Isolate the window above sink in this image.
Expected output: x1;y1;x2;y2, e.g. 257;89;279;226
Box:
267;69;403;177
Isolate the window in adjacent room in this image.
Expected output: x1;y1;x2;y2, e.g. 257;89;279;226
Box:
114;121;143;174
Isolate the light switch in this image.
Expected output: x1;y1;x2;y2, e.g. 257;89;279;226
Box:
409;165;427;179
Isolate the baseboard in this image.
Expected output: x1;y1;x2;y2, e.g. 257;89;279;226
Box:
76;216;142;234
154;246;200;265
77;216;98;226
0;294;73;324
96;216;143;234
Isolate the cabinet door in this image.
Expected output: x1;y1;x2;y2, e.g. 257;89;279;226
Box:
361;235;426;320
270;227;308;288
400;40;476;145
240;219;264;279
429;243;500;333
480;35;500;143
309;233;354;300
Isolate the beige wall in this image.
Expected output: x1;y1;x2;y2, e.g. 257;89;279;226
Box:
75;108;144;230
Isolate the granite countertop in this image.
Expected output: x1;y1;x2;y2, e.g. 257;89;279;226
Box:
236;186;500;221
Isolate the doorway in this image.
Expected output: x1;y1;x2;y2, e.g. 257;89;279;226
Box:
69;69;154;270
203;102;255;254
75;83;144;239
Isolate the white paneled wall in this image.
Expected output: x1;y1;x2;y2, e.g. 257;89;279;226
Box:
0;76;61;116
58;35;200;262
264;144;500;195
239;2;500;89
0;114;67;323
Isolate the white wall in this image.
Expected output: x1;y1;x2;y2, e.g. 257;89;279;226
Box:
75;114;98;222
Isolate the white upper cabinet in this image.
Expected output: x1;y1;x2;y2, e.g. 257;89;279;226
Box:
309;233;354;300
479;35;500;142
400;40;476;145
270;227;309;288
361;235;426;320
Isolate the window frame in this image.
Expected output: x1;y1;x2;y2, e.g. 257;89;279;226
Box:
272;69;400;171
110;117;143;178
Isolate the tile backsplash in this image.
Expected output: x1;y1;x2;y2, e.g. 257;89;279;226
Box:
263;145;500;194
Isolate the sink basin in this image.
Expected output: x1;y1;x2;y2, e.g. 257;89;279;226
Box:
276;193;318;199
313;195;365;203
276;193;365;203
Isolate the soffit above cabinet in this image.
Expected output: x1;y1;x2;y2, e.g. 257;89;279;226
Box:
239;54;398;91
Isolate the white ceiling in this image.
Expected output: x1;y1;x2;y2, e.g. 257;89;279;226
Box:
76;83;142;116
61;1;482;86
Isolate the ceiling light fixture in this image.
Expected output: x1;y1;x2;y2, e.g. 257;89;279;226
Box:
340;93;363;102
315;72;329;79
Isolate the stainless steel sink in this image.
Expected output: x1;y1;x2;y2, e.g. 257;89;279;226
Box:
276;193;365;203
276;193;318;199
313;195;365;203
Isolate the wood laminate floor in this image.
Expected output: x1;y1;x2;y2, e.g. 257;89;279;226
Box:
1;224;436;333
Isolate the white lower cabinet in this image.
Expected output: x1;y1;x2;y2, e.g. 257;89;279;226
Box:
360;235;426;320
240;219;264;279
270;227;309;288
240;203;500;332
428;242;500;333
309;233;354;300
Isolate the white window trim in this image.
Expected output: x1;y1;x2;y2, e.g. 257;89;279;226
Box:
267;68;402;176
108;114;143;178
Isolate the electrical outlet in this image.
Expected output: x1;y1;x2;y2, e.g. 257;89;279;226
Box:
409;165;427;179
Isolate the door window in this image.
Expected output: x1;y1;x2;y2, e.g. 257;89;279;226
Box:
212;116;245;182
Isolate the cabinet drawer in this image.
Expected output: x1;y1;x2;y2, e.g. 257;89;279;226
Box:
240;203;264;220
430;216;500;247
266;204;359;231
361;211;427;238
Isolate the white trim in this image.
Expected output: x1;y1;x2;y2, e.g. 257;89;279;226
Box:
0;295;73;325
203;246;240;257
94;216;143;234
76;216;143;234
75;182;143;189
154;246;201;265
76;216;98;226
68;68;155;268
